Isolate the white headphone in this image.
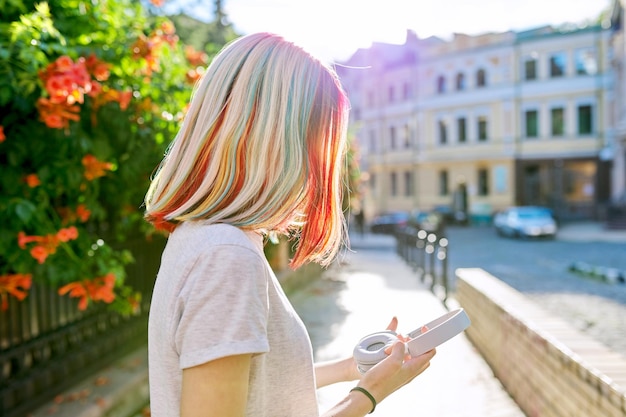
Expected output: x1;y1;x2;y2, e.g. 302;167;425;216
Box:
353;308;471;373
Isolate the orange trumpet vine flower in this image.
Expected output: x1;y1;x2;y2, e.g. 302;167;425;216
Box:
18;227;79;264
82;154;113;180
58;273;116;311
0;273;32;310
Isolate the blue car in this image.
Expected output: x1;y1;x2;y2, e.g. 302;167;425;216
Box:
493;206;557;239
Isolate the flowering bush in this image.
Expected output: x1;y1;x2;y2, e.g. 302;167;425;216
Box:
0;1;211;313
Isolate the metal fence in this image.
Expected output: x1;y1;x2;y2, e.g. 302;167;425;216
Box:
395;227;450;304
0;234;166;417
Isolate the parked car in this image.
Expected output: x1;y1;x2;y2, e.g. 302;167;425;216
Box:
493;206;557;239
408;211;446;235
369;211;410;235
433;204;467;225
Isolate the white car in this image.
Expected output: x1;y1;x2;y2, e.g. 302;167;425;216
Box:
493;206;557;239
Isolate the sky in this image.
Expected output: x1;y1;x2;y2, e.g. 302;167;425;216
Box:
174;0;612;63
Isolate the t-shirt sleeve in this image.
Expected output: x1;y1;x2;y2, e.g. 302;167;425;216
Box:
173;243;270;369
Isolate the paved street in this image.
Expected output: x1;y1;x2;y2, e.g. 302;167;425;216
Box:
443;223;626;358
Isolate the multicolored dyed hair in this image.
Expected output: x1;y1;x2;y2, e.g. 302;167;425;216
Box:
144;32;350;268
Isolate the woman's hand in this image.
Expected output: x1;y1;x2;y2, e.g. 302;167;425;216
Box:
355;317;435;405
350;341;434;415
320;317;435;417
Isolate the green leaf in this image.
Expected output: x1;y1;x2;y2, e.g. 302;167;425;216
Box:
14;199;37;223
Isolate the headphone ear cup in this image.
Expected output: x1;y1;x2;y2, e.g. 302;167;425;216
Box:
353;331;398;373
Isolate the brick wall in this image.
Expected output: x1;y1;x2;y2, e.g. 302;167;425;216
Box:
456;268;626;417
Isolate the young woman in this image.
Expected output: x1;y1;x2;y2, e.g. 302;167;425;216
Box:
144;32;435;417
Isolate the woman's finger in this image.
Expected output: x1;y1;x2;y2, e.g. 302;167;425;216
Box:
385;316;398;332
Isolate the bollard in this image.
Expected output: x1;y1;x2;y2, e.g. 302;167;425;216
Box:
394;227;450;305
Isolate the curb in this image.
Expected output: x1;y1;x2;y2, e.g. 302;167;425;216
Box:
568;261;626;284
30;346;149;417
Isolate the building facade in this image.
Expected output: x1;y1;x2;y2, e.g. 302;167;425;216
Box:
610;0;626;228
338;24;612;224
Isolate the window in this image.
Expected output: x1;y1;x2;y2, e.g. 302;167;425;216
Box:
390;172;398;196
438;120;447;144
550;52;566;77
370;173;376;191
369;130;376;152
439;170;449;196
403;124;411;148
456;73;465;91
478;168;489;196
551;107;564;136
403;82;411;100
524;58;537;80
389;126;396;149
476;69;486;87
388;86;395;103
525;110;538;138
367;91;375;107
575;48;597;75
478;117;488;141
404;171;412;197
457;117;467;143
437;75;446;93
578;105;593;135
494;165;508;193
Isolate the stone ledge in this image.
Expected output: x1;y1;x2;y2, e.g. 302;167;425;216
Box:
456;267;626;417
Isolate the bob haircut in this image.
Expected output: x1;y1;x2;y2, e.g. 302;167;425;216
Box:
144;32;350;268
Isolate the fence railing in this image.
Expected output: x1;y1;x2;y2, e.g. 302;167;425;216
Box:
0;234;166;417
395;227;450;304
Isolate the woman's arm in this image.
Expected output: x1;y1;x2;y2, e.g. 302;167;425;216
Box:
179;344;434;417
315;356;360;388
180;353;252;417
315;316;401;388
180;317;434;417
320;342;435;417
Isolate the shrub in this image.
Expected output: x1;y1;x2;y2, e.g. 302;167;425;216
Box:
0;0;207;313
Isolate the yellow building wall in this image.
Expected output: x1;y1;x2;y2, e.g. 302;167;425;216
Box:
417;159;516;215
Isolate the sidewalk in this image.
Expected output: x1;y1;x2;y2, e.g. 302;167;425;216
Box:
290;232;526;417
557;220;626;243
30;221;625;417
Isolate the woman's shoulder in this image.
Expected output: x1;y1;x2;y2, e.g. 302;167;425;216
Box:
170;221;263;254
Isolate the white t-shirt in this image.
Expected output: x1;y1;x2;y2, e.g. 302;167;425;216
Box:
148;222;319;417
